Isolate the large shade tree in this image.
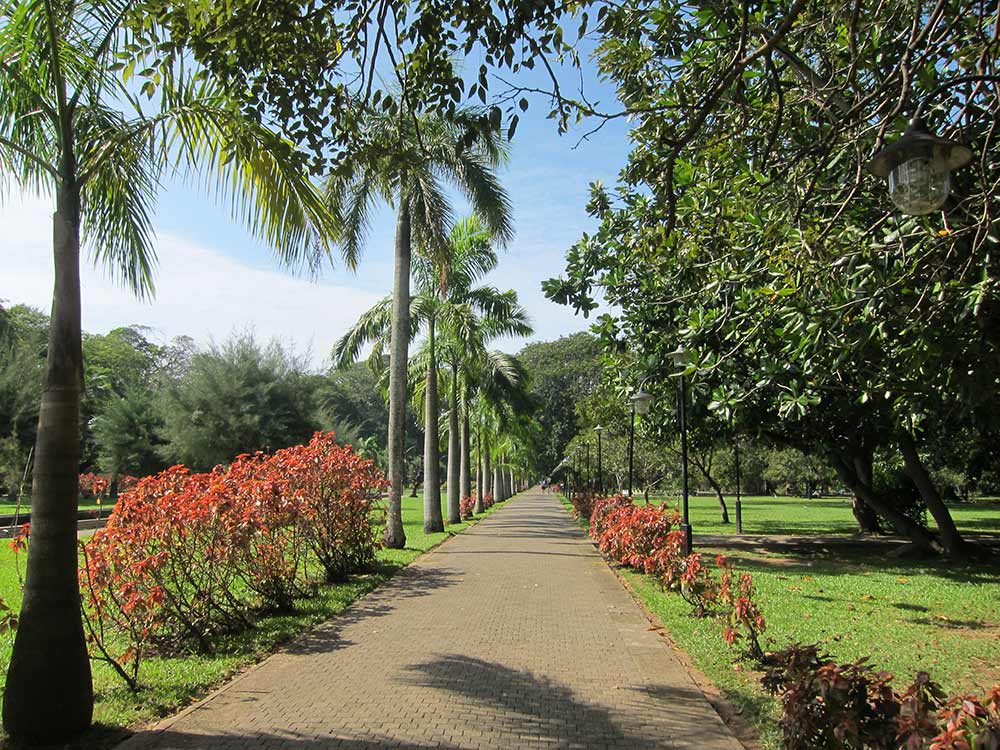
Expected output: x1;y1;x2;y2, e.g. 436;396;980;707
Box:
543;0;1000;556
0;0;338;740
327;110;513;544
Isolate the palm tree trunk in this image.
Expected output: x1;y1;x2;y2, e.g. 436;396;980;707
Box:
383;200;411;549
4;182;94;741
446;366;460;524
423;316;444;533
493;461;502;502
460;408;471;504
476;431;486;513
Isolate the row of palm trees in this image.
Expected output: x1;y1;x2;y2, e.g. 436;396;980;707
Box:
334;216;536;538
0;1;536;741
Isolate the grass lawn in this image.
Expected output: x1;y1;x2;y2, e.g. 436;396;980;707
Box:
0;491;502;744
0;496;106;517
560;494;1000;750
641;493;1000;537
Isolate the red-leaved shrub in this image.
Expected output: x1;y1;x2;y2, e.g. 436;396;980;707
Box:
78;433;385;689
460;496;475;520
275;433;386;583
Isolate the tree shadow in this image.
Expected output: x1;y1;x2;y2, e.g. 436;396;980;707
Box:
115;728;469;749
401;654;738;749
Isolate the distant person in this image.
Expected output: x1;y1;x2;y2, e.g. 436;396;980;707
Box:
541;478;549;493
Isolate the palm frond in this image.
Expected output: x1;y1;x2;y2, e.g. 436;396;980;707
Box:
332;295;392;369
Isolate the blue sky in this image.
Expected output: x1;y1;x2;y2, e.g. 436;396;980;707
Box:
1;49;631;369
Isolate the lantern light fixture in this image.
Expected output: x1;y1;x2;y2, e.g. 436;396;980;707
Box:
868;117;972;215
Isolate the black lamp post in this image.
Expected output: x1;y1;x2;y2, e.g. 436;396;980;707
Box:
868;74;999;215
594;425;604;495
628;385;654;497
585;442;591;492
734;436;743;534
670;344;693;556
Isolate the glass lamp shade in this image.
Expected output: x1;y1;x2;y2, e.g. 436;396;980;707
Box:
631;388;654;415
888;157;950;215
594;424;603;435
868;117;972;216
669;344;687;366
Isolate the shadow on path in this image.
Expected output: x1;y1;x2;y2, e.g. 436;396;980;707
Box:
403;654;713;749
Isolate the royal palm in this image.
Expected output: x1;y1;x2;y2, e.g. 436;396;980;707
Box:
327;114;513;541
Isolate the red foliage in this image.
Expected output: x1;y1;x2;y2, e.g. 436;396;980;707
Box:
481;492;495;510
595;503;679;568
79;433;384;689
273;433;386;583
460;496;476;520
717;555;766;659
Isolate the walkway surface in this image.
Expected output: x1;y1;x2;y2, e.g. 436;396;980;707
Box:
118;490;743;750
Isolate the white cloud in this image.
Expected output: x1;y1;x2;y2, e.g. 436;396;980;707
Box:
1;193;382;369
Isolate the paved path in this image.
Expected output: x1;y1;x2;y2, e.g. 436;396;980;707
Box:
119;490;743;750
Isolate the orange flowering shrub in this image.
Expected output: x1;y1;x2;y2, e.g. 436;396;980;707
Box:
273;433;386;583
78;433;386;689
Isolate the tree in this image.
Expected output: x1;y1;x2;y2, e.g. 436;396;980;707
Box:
544;0;999;557
0;2;338;739
328;108;513;543
158;333;319;470
422;216;532;524
517;332;602;476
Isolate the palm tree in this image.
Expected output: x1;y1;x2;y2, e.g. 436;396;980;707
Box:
468;354;534;512
328;118;513;542
0;2;337;741
334;216;528;532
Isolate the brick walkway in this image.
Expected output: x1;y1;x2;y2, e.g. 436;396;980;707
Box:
118;490;743;750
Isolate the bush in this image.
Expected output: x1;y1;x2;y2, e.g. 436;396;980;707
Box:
595;503;679;568
79;432;385;689
219;453;313;612
460;496;475;520
762;644;1000;750
274;433;386;583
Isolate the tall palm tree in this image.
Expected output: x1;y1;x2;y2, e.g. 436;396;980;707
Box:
0;2;337;741
328;123;513;541
334;216;528;531
422;217;532;524
468;353;534;512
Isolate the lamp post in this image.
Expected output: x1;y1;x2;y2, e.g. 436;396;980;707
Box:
670;344;693;556
594;425;604;495
734;436;743;534
628;385;655;497
585;442;591;492
868;74;999;215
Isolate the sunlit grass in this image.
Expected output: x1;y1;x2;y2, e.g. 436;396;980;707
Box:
639;493;1000;537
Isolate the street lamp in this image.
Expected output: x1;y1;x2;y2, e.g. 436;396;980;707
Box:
594;425;604;495
868;118;971;215
669;344;693;556
628;385;655;497
868;74;1000;215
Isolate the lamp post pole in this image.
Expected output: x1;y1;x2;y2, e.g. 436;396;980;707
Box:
595;425;603;495
734;437;743;534
628;383;654;499
628;404;635;497
678;373;692;555
585;443;591;492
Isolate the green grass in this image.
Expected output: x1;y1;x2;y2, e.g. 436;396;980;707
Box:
560;494;1000;750
0;491;503;741
640;493;1000;537
0;496;106;516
